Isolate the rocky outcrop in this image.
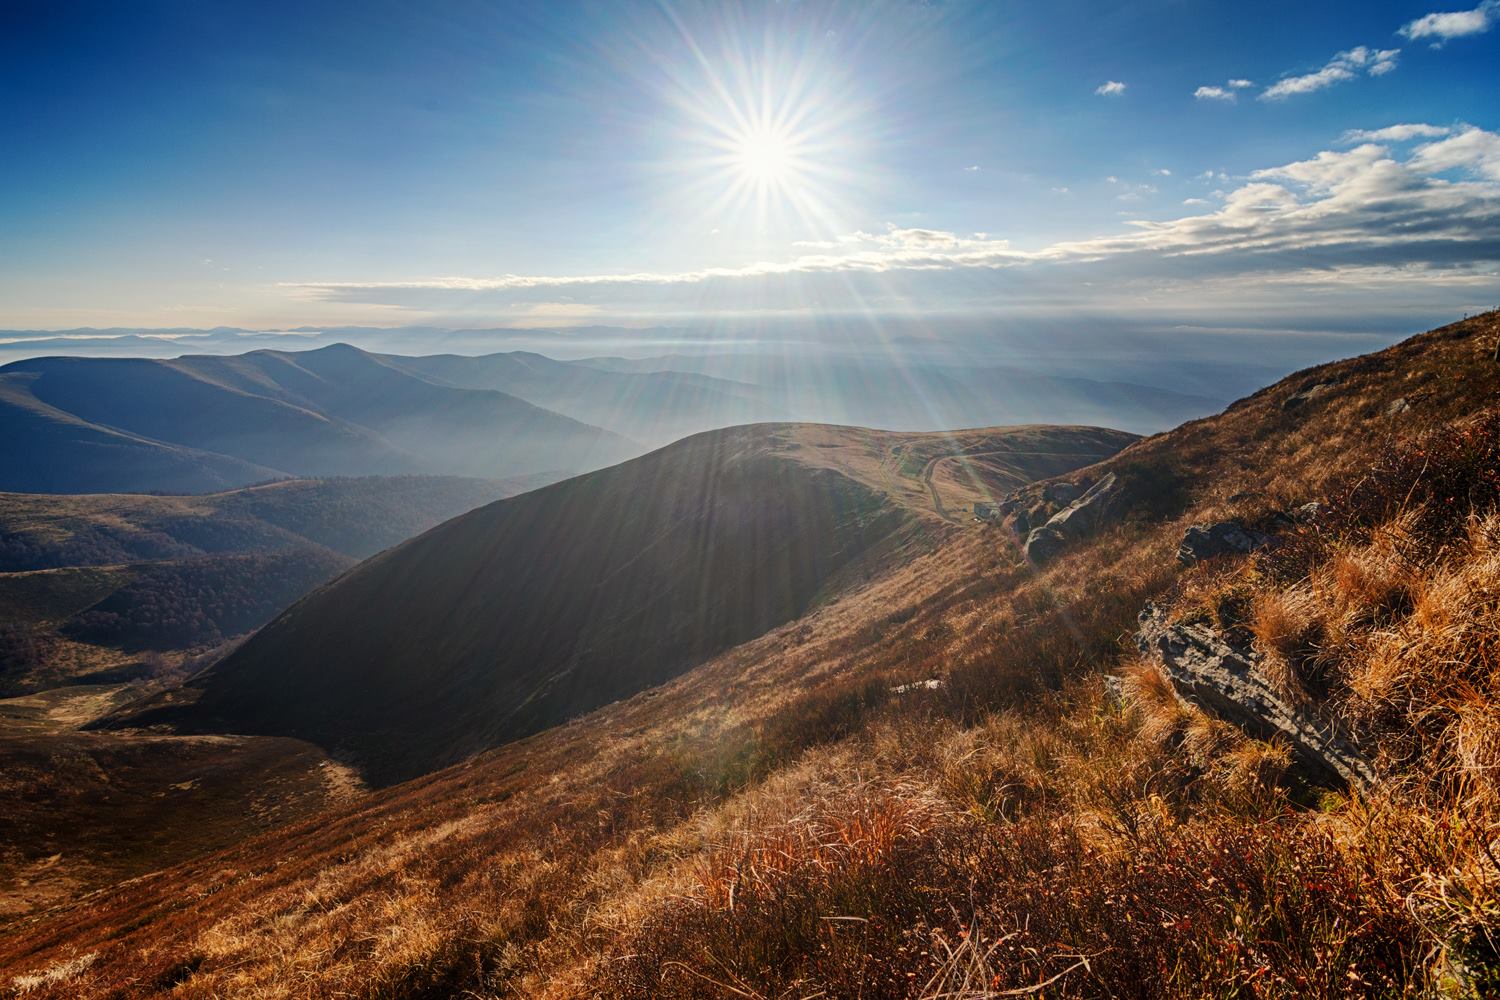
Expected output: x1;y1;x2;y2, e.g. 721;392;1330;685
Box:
1043;482;1082;506
1136;603;1376;790
1023;525;1068;564
1177;520;1273;564
1283;381;1337;410
1024;472;1119;564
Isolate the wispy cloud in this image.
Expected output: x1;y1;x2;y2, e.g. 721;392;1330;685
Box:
284;128;1500;314
1342;123;1456;143
1195;78;1254;102
1400;1;1499;43
1095;80;1126;96
1260;46;1399;100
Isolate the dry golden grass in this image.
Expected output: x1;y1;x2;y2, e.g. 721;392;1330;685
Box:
1250;585;1322;701
1;312;1499;998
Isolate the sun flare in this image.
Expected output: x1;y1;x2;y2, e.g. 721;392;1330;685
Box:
732;124;797;184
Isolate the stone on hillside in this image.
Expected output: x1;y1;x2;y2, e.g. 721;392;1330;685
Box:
1023;525;1067;564
1386;396;1412;416
1043;482;1081;505
1024;472;1120;564
1177;520;1272;564
1047;473;1119;533
1290;501;1323;524
1135;604;1375;790
1283;381;1337;410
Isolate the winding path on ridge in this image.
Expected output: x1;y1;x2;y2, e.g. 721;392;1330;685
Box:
920;449;1117;522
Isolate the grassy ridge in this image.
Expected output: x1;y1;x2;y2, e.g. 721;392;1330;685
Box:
1;314;1498;997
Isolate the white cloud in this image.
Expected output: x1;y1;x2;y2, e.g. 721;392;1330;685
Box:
1342;123;1454;143
1261;46;1400;100
1196;78;1256;102
964;164;981;171
285;128;1500;311
1095;80;1126;96
1400;2;1499;42
1408;126;1500;180
1182;198;1210;206
1153;168;1172;176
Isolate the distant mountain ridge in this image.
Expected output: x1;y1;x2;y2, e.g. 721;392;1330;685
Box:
1;340;1224;495
0;345;636;494
573;352;1223;433
387;350;775;447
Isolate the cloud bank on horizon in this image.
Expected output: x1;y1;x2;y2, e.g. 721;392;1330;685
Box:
1;1;1498;340
282;123;1500;322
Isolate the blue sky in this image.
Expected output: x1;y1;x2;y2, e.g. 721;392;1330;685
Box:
2;0;1499;340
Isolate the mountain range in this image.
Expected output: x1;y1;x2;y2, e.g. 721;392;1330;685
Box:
4;313;1497;996
1;341;1221;494
1;314;1499;997
0;346;635;493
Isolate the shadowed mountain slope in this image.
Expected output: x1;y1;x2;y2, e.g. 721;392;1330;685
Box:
6;315;1498;997
0;346;636;493
0;475;530;571
117;423;1131;783
0;376;278;494
168;345;637;478
0;476;533;696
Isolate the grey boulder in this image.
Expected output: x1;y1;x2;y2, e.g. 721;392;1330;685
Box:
1136;603;1375;791
1024;472;1119;564
1177;520;1272;564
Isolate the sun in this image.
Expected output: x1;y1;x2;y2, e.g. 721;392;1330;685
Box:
656;32;867;232
732;124;797;185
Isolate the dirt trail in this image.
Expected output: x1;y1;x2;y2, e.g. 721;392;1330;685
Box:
921;449;1115;522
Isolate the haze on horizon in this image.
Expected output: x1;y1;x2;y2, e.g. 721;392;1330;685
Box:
3;0;1500;371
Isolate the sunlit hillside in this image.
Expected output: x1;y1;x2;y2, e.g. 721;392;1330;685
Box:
5;2;1500;997
2;313;1496;998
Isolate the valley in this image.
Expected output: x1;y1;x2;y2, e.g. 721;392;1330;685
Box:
0;419;1127;924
